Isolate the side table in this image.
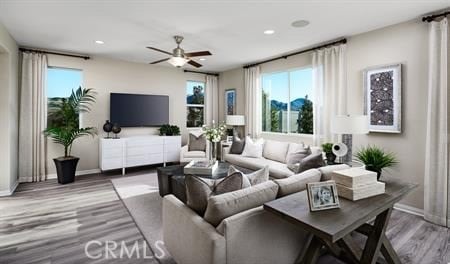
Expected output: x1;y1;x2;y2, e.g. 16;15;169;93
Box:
220;140;232;161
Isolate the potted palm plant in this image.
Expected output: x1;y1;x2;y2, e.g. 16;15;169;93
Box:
355;145;398;180
44;87;97;184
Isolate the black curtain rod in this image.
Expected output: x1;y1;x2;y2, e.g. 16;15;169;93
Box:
243;38;347;69
183;69;219;76
19;47;90;60
422;11;449;22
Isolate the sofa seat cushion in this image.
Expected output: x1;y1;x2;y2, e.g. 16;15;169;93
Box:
263;140;289;163
264;159;295;179
203;181;279;226
225;154;268;171
184;151;207;158
273;169;322;197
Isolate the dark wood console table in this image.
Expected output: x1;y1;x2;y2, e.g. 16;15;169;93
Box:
264;178;417;264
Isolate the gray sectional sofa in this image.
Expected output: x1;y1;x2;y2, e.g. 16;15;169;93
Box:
163;158;350;264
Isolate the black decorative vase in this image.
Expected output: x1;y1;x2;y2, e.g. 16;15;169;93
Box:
112;123;121;139
326;153;337;165
365;166;382;180
53;157;79;184
103;120;113;138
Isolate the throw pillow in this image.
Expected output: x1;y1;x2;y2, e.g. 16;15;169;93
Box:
241;136;264;158
188;133;206;151
286;147;312;173
298;153;325;173
229;136;246;154
228;165;269;186
185;173;245;216
203;181;279;226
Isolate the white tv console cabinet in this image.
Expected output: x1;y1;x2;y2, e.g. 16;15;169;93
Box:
99;135;181;175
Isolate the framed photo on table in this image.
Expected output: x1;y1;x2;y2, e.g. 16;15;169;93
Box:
363;63;402;133
225;89;236;115
306;181;340;211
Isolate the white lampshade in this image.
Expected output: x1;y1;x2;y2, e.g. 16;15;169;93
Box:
226;115;245;126
168;57;188;67
331;115;369;134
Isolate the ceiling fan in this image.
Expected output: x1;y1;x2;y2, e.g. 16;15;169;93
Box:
147;35;212;68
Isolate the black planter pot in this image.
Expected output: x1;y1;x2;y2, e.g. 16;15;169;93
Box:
326;153;337;165
53;157;79;184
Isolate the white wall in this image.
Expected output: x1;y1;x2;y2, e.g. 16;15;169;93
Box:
218;19;435;210
46;55;207;174
0;22;18;195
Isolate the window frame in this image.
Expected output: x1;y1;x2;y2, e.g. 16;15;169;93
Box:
186;80;206;129
46;66;84;128
260;65;313;137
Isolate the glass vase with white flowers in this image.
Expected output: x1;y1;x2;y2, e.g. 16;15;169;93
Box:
202;121;227;161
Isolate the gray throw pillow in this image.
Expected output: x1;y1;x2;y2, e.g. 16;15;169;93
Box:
286;147;311;173
228;165;269;186
229;136;245;154
298;153;325;173
185;173;245;216
188;133;206;151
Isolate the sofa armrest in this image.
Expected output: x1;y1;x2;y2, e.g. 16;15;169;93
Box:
219;206;309;264
180;145;189;158
273;169;322;197
162;195;226;264
318;164;350;181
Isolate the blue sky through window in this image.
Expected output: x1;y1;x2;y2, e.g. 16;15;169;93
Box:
262;68;312;102
47;67;83;98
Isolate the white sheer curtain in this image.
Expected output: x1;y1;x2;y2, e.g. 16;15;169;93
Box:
312;44;347;146
205;75;219;125
244;66;261;138
424;18;448;227
18;53;48;182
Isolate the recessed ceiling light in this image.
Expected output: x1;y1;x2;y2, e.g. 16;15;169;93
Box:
95;40;105;44
263;29;275;35
199;58;206;61
291;20;310;28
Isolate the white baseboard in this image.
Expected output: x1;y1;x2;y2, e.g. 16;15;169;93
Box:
0;180;19;197
394;203;424;217
46;168;101;179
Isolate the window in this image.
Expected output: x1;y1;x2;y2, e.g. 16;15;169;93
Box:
186;81;205;128
261;68;313;134
47;67;83;128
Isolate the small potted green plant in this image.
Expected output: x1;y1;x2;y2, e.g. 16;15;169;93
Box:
355;145;398;180
44;87;97;184
159;124;180;136
321;142;336;164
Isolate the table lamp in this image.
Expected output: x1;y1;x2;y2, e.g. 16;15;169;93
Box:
331;115;369;163
226;115;245;138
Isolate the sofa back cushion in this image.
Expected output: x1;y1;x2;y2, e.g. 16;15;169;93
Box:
273;169;322;197
263;140;289;163
203;181;279;226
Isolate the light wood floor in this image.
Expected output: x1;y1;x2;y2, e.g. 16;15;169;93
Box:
0;169;449;264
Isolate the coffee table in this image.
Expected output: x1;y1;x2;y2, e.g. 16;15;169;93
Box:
263;178;417;264
157;162;248;203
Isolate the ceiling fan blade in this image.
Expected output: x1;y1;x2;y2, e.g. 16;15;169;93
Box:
187;60;202;68
150;58;170;64
184;51;212;57
146;47;173;56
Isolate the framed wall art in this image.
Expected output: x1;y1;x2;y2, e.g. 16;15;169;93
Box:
225;89;236;116
363;63;402;133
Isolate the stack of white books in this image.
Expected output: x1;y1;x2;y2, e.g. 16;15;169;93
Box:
331;168;385;201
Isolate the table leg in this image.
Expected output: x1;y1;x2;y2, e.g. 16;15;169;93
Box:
360;208;393;264
298;236;322;264
381;235;402;264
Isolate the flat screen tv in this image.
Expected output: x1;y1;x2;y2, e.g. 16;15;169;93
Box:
110;93;169;127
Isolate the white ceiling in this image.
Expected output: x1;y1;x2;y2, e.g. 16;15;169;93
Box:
0;1;448;72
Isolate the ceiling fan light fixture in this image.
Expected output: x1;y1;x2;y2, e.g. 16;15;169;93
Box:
168;57;188;67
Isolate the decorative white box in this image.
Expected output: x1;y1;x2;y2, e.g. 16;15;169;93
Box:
336;181;385;201
184;160;218;175
331;168;377;188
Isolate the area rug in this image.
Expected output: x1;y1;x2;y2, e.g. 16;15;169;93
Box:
111;173;176;264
